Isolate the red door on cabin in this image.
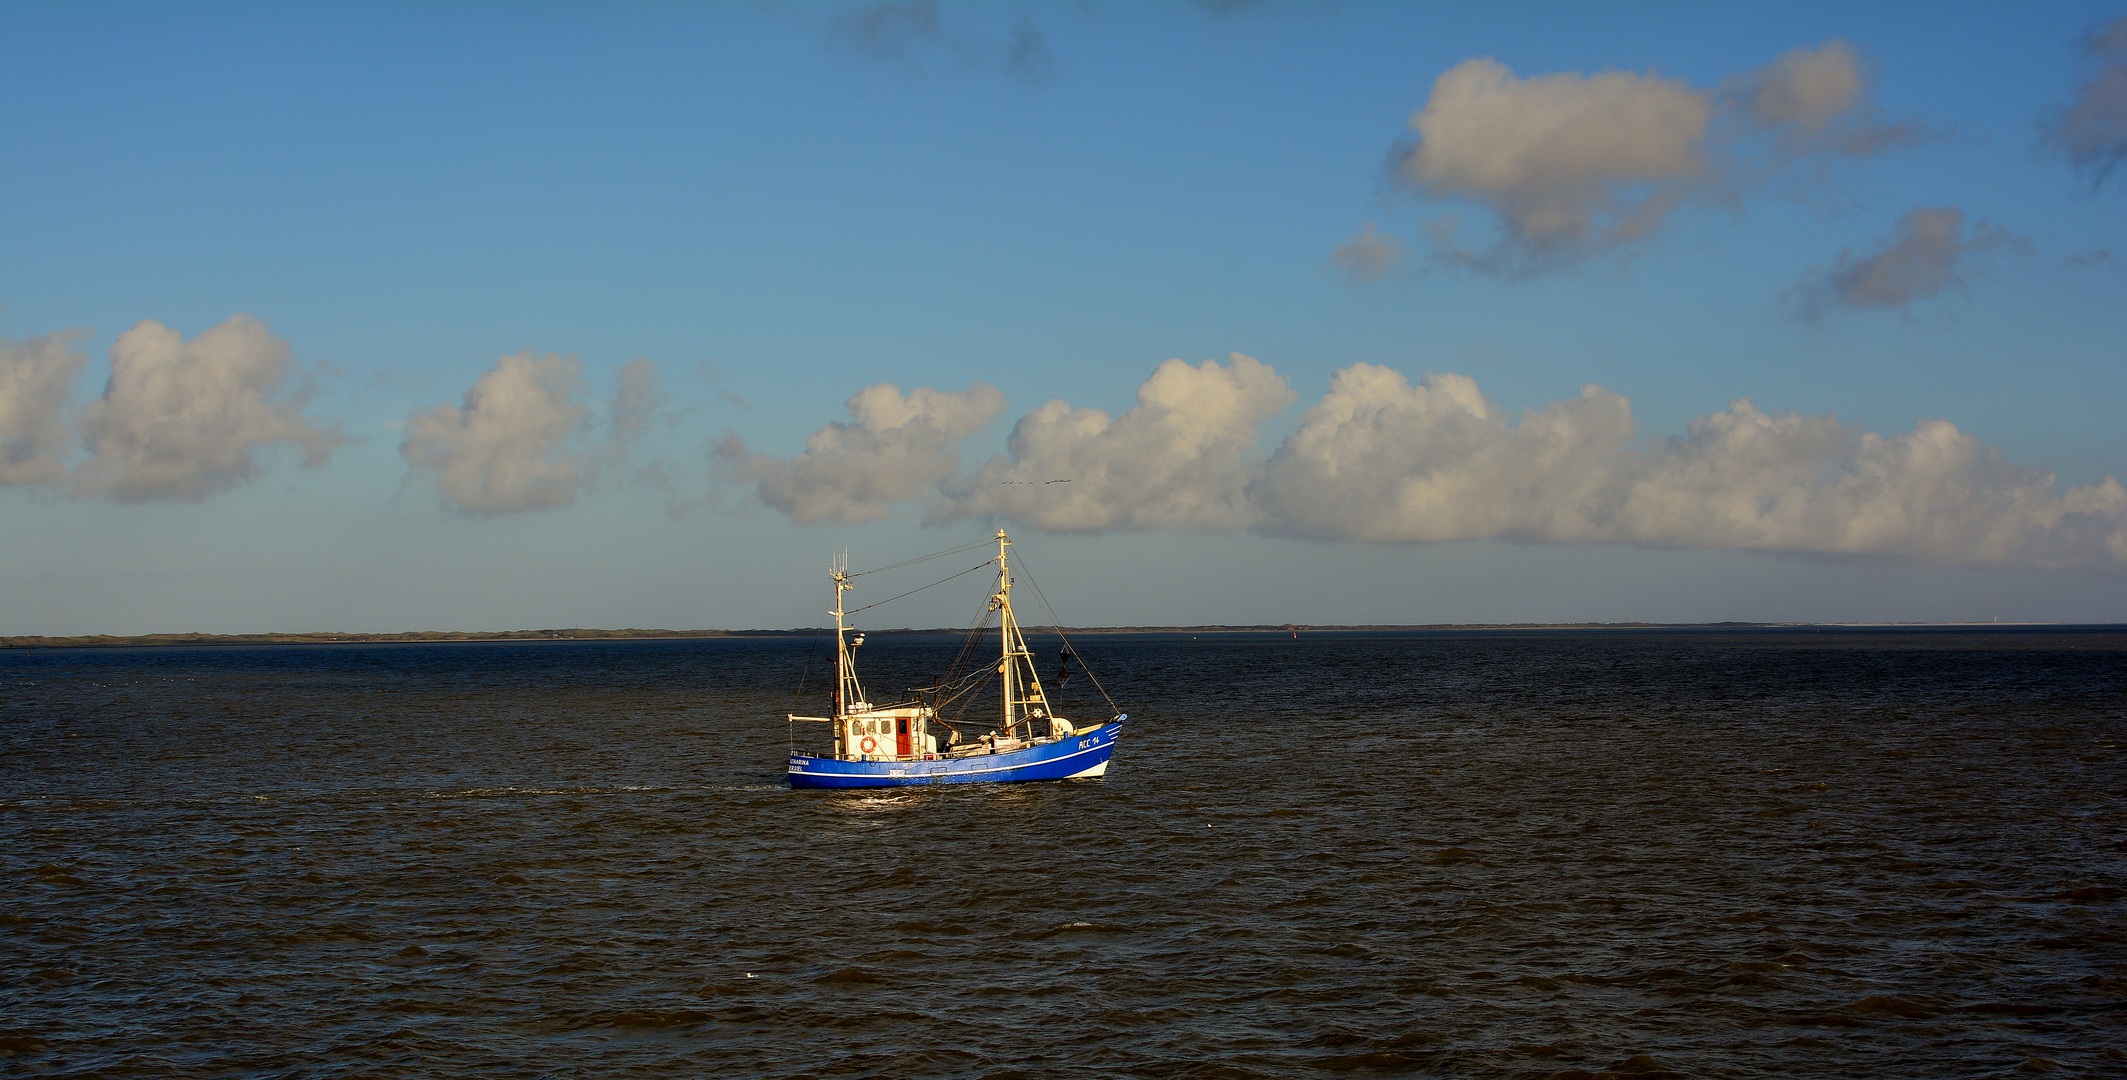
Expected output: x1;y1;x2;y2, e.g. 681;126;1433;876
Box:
896;717;912;758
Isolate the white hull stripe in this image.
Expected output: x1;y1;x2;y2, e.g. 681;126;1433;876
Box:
789;731;1118;779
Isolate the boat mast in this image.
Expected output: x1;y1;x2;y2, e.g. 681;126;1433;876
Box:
991;529;1055;737
832;553;861;722
995;530;1015;736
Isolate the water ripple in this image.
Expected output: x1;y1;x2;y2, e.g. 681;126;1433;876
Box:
3;629;2124;1076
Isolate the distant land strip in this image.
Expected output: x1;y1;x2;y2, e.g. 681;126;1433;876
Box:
1;623;1744;648
2;628;775;649
9;621;2106;649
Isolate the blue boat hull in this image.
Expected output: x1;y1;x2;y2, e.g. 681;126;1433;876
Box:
788;718;1124;789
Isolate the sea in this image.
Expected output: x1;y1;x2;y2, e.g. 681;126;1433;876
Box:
3;627;2124;1079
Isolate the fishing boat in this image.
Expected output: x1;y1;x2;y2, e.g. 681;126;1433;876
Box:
785;530;1125;789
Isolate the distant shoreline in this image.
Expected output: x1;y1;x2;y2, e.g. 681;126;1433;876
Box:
4;622;2115;649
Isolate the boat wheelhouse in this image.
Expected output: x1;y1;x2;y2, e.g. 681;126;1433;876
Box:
785;531;1125;789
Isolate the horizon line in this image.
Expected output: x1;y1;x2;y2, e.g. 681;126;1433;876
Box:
7;621;2122;649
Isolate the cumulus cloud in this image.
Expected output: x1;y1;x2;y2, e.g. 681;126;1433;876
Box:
1381;40;1926;276
1258;367;2127;568
2041;17;2127;186
1783;206;2028;320
942;353;1295;531
401;350;648;514
1254;366;1636;542
0;330;87;488
1398;57;1711;273
1332;223;1406;283
1615;405;2126;567
75;315;345;502
739;358;2127;571
1254;367;2126;568
718;381;1005;525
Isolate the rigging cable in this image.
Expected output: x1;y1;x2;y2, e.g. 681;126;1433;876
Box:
787;633;826;754
936;600;998;722
848;537;995;579
844;558;996;616
934;594;1001;728
1008;550;1123;720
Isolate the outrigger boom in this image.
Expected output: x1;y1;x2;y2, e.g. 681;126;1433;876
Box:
785;530;1125;788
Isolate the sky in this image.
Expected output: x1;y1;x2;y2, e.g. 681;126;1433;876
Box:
3;0;2126;635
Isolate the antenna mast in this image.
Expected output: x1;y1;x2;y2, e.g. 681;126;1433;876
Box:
832;551;863;719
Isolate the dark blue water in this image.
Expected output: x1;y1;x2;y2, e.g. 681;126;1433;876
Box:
4;628;2125;1077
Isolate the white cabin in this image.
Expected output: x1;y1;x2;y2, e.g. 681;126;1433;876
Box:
837;705;939;761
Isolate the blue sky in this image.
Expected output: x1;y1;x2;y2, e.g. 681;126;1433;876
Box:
4;1;2125;634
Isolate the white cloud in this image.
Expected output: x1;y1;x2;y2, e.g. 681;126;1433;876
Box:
942;353;1295;532
1257;368;2127;568
1783;206;2027;320
718;381;1005;525
1254;365;1636;542
76;315;345;502
1399;57;1710;273
742;358;2127;571
1381;40;1926;276
402;350;595;514
1614;403;2127;568
0;330;87;488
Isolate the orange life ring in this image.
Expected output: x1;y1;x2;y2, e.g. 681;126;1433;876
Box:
860;735;878;754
